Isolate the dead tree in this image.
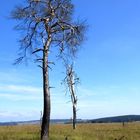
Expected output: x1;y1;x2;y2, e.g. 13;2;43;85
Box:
63;64;79;129
11;0;86;139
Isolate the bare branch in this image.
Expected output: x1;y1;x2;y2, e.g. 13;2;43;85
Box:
13;56;24;65
37;64;43;69
32;48;44;54
48;61;55;65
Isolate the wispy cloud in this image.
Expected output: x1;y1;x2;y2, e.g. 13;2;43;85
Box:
0;93;42;101
0;84;42;101
0;84;42;94
0;71;27;84
0;110;40;122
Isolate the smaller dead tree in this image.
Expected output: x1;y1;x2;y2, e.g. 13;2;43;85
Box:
63;63;79;129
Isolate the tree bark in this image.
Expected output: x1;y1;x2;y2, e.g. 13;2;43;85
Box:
70;79;77;130
73;104;76;129
41;34;52;140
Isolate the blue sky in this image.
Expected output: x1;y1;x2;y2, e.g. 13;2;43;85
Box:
0;0;140;122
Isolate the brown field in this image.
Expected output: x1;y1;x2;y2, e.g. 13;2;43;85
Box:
0;122;140;140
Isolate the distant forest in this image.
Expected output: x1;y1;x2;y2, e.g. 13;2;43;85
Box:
89;115;140;123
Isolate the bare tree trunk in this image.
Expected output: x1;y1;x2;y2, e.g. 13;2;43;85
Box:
73;104;76;129
70;82;77;130
41;34;51;140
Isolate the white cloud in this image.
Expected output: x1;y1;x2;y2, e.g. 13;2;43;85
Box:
0;111;17;118
1;84;140;121
0;85;42;94
0;93;42;101
0;110;40;122
0;84;43;101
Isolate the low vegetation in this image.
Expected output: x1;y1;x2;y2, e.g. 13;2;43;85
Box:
0;122;140;140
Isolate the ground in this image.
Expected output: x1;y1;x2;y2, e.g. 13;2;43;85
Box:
0;122;140;140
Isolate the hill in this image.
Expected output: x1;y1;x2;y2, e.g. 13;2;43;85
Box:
90;115;140;123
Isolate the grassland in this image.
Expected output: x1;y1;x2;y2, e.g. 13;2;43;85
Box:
0;122;140;140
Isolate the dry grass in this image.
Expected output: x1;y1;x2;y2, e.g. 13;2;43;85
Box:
0;122;140;140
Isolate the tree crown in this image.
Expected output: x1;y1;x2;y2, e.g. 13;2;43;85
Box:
11;0;86;63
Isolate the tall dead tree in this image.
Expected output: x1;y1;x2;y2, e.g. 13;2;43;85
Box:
64;63;79;129
11;0;86;140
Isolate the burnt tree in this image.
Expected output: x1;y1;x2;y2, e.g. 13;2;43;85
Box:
11;0;86;139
